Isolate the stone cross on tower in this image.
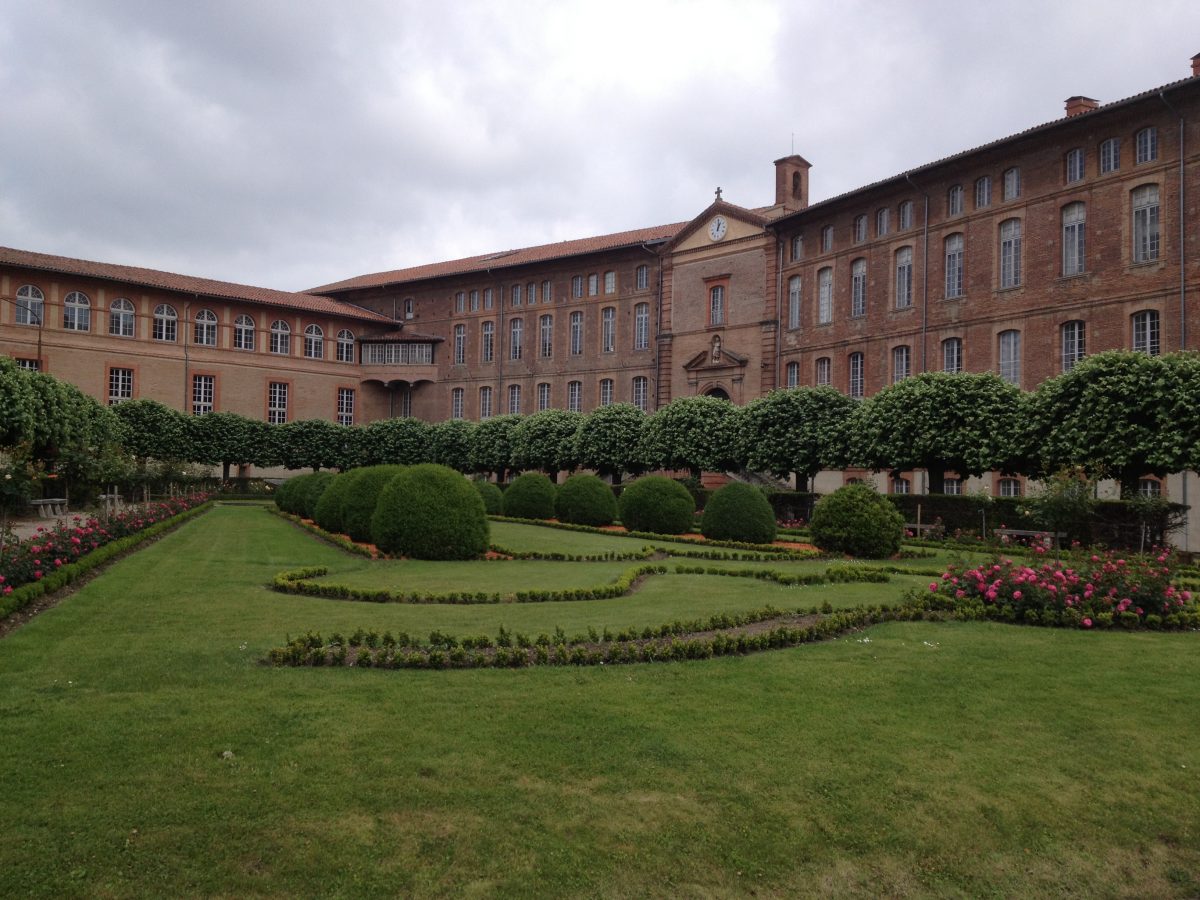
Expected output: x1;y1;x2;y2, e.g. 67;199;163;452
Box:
715;186;723;201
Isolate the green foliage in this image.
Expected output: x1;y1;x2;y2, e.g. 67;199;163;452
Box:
509;409;582;476
275;472;322;515
618;475;695;535
473;478;504;514
298;471;336;519
189;412;268;477
341;465;407;543
810;483;904;558
312;471;355;535
469;414;521;478
574;403;648;481
641;396;743;478
112;399;189;462
502;472;558;519
428;420;476;473
740;387;856;489
0;356;37;448
1028;467;1099;547
555;473;617;526
370;463;489;560
700;482;777;544
267;419;348;471
358;418;430;467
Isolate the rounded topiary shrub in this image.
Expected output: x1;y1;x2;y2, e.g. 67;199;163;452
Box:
555;473;618;526
313;471;356;535
371;463;489;560
473;479;504;515
341;464;406;543
618;475;695;535
502;472;558;519
298;471;335;520
700;482;777;544
276;473;318;515
809;483;904;559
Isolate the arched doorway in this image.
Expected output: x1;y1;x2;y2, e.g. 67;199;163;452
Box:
705;387;731;401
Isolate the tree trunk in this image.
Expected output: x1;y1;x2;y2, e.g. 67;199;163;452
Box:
794;472;809;493
927;467;946;495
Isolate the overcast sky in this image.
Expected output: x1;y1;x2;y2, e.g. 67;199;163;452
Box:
2;0;1198;292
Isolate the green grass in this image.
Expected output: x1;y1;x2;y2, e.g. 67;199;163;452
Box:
1;504;1198;898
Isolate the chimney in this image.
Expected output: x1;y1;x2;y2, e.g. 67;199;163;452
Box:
1064;96;1099;117
773;155;812;211
1192;53;1200;78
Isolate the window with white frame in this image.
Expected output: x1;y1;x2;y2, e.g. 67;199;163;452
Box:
604;271;616;294
511;284;522;307
336;329;354;362
153;304;177;342
508;383;521;415
455;291;465;313
632;376;648;411
943;478;963;495
567;380;582;412
709;285;725;326
453;323;466;364
1061;320;1086;372
947;184;964;216
361;343;434;365
194;309;217;346
542;280;552;303
510;318;523;360
337;387;354;426
483;288;493;310
848;352;864;399
1062;202;1086;276
1138;477;1162;498
481;320;495;363
1132;309;1160;355
268;382;288;424
999;218;1022;288
110;298;135;337
817;268;833;324
601;307;615;352
892;345;911;383
790;234;803;260
451;387;464;419
63;291;90;331
876;208;889;236
636;264;649;290
234;315;255;351
599;378;614;406
974;175;992;209
469;289;479;312
571;275;584;298
270;320;290;354
1065;148;1085;183
537;382;551;410
540;314;553;357
570;311;583;355
1100;138;1120;174
942;337;963;373
788;275;802;328
850;260;866;317
587;274;598;296
634;302;649;350
786;361;800;387
944;233;964;298
108;367;133;405
815;357;831;386
853;214;867;243
479;385;493;419
303;324;324;359
895;247;913;308
1132;184;1160;263
528;282;538;306
1002;167;1021;200
892;476;911;495
899;200;914;230
404;297;414;318
998;329;1021;385
998;477;1022;498
15;358;40;371
1136;127;1158;164
820;225;833;252
16;284;44;326
192;374;215;415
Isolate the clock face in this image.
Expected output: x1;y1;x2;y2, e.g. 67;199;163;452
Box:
708;216;727;241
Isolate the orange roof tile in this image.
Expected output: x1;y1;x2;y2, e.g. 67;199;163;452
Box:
0;246;394;323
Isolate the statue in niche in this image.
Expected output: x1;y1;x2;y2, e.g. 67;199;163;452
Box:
711;335;722;363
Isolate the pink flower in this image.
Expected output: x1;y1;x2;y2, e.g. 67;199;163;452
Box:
34;571;43;580
2;586;11;596
1082;617;1093;628
955;590;965;599
1012;590;1023;600
929;583;938;592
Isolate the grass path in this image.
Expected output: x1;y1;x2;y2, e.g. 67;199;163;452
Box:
1;505;1198;897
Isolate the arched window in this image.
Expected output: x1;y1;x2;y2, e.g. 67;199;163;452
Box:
853;214;867;243
898;200;914;230
790;234;803;261
153;304;177;342
1132;185;1160;263
999;219;1022;288
270;320;291;354
508;383;521;415
453;324;466;364
1138;477;1162;498
537;382;551;411
974;176;992;209
850;259;866;317
894;247;913;308
567;380;582;412
304;324;324;359
1002;167;1021;200
479;386;493;419
63;291;90;331
1061;320;1086;372
451;387;464;420
892;345;911;383
634;303;650;350
1065;148;1084;183
1100;138;1120;174
509;318;523;360
632;376;649;412
570;311;584;355
848;352;864;399
481;320;495;362
336;329;355;362
820;225;833;252
234;315;256;351
942;337;963;373
947;184;964;216
194;309;217;346
510;284;523;307
817;268;833;324
788;275;802;328
109;298;135;337
786;361;800;388
15;285;44;326
539;314;553;358
998;477;1022;498
1062;203;1086;276
998;329;1021;385
875;207;889;236
599;378;614;406
636;264;649;290
815;357;831;386
1132;310;1160;355
1136;127;1158;164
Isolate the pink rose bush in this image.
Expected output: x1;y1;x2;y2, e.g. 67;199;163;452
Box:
927;547;1200;629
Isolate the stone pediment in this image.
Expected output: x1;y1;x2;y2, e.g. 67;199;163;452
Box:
683;335;748;372
664;198;770;254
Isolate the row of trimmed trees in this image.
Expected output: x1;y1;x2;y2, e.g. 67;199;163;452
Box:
6;351;1198;498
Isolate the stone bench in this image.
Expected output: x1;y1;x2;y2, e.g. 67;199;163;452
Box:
31;498;68;518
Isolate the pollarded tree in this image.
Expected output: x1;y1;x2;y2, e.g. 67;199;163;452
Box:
112;399;189;465
1029;350;1189;497
468;414;521;481
0;356;37;449
427;419;477;474
267;419;347;471
358;417;431;467
850;372;1026;494
509;409;582;478
189;412;268;479
573;403;649;484
739;387;856;491
640;395;744;481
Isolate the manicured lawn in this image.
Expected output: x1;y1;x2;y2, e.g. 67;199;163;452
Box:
1;505;1198;897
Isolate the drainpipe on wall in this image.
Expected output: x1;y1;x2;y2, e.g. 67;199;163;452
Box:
905;175;931;374
640;242;662;410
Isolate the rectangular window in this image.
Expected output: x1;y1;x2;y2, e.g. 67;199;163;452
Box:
999;478;1022;498
1062;203;1086;276
542;281;552;303
479;386;493;419
945;234;964;298
1133;310;1160;355
603;271;616;294
875;208;889;236
192;374;215;415
850;261;866;317
454;324;466;365
853;215;867;243
999;330;1021;386
510;318;523;360
567;380;582;412
587;274;599;296
791;234;804;259
815;357;831;386
1000;219;1022;288
1132;185;1160;263
821;225;833;252
572;276;584;298
108;367;133;405
570;311;583;355
634;303;650;350
268;382;288;424
483;288;494;309
1100;138;1120;174
469;290;480;312
895;248;913;308
786;361;800;387
818;268;833;324
337;387;354;426
599;378;614;406
709;285;725;325
455;292;465;313
632;376;648;412
508;384;521;415
943;478;963;496
360;343;434;365
788;276;802;328
848;353;864;399
942;338;963;373
1061;321;1086;372
451;387;464;420
891;345;911;383
947;185;964;216
537;382;551;411
975;176;992;209
601;307;616;352
15;358;40;372
1065;148;1085;183
540;315;553;358
511;284;522;307
636;265;649;290
898;201;914;230
481;321;494;362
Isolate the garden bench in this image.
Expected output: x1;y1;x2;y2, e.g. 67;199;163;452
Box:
904;522;942;537
98;493;124;512
993;528;1066;548
31;498;68;518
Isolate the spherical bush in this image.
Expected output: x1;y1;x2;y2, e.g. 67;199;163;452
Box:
555;473;618;526
298;471;335;519
370;463;489;560
809;483;904;558
700;482;777;544
276;473;318;514
502;472;558;519
618;475;695;535
313;471;356;534
340;464;406;543
473;479;504;515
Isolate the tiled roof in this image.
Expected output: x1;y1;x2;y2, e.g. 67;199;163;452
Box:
310;220;688;294
359;328;444;343
0;245;394;323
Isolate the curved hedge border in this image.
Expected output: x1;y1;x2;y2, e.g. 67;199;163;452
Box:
1;502;214;621
271;509;376;558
